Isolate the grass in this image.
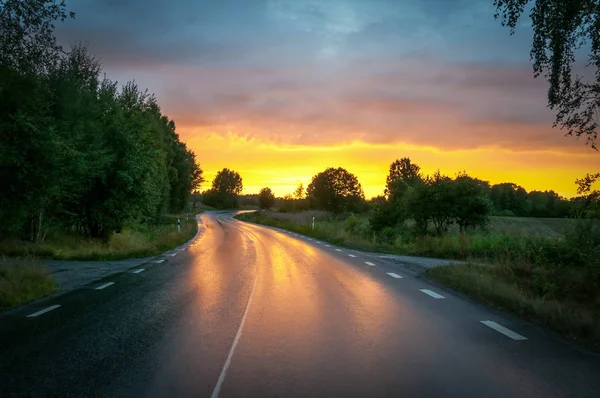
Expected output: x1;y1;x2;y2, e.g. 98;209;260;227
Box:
0;213;199;261
0;256;58;311
236;211;579;263
427;263;600;350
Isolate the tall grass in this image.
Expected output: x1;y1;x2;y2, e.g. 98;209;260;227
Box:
0;214;198;261
0;256;58;311
237;211;580;264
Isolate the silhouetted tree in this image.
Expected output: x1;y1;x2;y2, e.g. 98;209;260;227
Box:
385;157;422;197
212;168;243;195
452;172;492;231
293;183;305;199
307;167;365;213
489;183;529;216
258;187;276;209
494;0;600;149
575;172;600;218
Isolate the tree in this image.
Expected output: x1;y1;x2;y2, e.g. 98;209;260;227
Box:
452;173;492;231
307;167;365;213
0;0;74;73
369;179;410;231
258;187;276;209
494;0;600;149
416;171;455;235
293;183;305;199
212;168;243;195
575;172;600;218
489;183;529;216
385;157;422;197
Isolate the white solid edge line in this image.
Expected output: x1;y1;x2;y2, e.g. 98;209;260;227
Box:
348;254;357;258
335;249;342;252
420;289;445;299
96;282;115;290
133;269;146;274
27;304;61;318
480;321;527;341
211;269;259;398
387;272;402;279
365;261;375;266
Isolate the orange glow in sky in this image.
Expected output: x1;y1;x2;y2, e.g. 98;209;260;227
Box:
181;129;598;199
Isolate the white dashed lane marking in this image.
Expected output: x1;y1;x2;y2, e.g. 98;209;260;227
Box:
166;253;177;257
27;304;61;318
95;282;115;290
325;245;331;247
365;262;375;266
152;259;166;263
480;321;527;340
132;269;146;274
420;289;445;299
348;254;357;258
387;272;402;279
335;249;342;252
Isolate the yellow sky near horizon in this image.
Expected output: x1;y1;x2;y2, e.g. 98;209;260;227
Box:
181;129;599;199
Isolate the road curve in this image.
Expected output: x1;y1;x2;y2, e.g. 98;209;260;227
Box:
1;211;599;397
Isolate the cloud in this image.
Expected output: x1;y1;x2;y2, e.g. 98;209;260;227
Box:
53;0;590;153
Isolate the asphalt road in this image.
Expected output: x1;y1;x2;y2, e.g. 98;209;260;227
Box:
1;211;599;397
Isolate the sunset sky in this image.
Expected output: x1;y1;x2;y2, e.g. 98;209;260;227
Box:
57;0;598;198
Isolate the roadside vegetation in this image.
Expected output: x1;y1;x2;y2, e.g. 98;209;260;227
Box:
238;161;600;347
0;1;204;307
0;214;198;261
0;256;58;311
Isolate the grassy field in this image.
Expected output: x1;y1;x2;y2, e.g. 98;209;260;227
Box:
238;210;600;349
0;213;199;261
0;256;58;311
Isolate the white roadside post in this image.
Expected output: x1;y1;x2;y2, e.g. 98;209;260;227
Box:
186;213;189;221
312;216;315;230
177;217;181;233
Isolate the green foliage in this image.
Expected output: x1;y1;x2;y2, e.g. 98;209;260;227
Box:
0;214;198;260
385;157;422;197
212;168;243;195
0;3;203;243
258;187;276;209
307;167;366;213
489;182;529;216
0;0;74;73
452;173;492;231
574;172;600;218
494;0;600;148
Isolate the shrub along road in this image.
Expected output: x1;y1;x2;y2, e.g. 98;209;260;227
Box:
1;211;599;397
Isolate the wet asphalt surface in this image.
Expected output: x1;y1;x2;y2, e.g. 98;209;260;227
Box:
1;211;600;397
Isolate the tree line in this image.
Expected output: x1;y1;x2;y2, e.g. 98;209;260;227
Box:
229;160;599;236
0;1;203;241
